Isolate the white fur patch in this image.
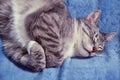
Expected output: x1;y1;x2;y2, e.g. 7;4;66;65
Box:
63;19;79;58
63;42;74;59
27;41;36;54
10;14;30;47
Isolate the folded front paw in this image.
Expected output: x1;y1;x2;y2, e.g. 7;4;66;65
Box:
27;41;46;71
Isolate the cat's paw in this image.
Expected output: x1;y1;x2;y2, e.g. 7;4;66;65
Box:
27;41;46;71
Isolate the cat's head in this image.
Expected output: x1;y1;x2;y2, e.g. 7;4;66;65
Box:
78;10;116;57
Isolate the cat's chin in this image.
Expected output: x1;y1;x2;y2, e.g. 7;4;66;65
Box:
89;52;103;57
89;52;97;56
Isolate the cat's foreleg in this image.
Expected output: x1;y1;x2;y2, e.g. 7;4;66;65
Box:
10;15;47;71
3;39;46;72
21;40;46;71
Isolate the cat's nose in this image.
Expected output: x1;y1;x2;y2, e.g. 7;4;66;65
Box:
98;46;103;51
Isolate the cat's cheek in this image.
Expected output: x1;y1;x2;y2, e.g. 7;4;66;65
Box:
82;43;93;56
82;34;94;52
78;48;90;57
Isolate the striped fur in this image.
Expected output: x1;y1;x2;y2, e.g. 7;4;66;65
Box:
0;0;116;72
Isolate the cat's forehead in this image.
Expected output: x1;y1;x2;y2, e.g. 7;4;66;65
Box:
81;19;99;33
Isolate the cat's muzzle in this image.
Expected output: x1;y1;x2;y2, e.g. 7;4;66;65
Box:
90;47;103;56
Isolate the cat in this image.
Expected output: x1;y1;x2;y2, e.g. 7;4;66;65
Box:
0;0;116;72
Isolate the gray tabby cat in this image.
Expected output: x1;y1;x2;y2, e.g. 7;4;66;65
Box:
0;0;116;72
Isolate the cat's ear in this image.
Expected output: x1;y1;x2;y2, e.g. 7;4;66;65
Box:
86;10;101;24
104;32;116;41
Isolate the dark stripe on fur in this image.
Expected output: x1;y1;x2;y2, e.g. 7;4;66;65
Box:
39;35;59;44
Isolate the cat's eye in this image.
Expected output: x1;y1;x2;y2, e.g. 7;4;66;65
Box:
95;34;98;38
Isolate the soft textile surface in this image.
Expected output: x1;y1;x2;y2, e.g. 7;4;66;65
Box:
0;0;120;80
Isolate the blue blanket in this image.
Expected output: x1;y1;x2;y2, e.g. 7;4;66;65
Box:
0;0;120;80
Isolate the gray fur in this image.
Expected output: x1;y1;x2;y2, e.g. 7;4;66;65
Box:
0;0;115;72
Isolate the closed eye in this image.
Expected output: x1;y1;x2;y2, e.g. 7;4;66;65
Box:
93;36;99;42
95;34;98;38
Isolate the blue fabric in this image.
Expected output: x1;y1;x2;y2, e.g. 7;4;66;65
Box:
0;0;120;80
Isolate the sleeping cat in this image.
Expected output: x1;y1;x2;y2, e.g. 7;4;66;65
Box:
0;0;116;72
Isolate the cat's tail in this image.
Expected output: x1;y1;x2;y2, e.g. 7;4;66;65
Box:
0;0;12;36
